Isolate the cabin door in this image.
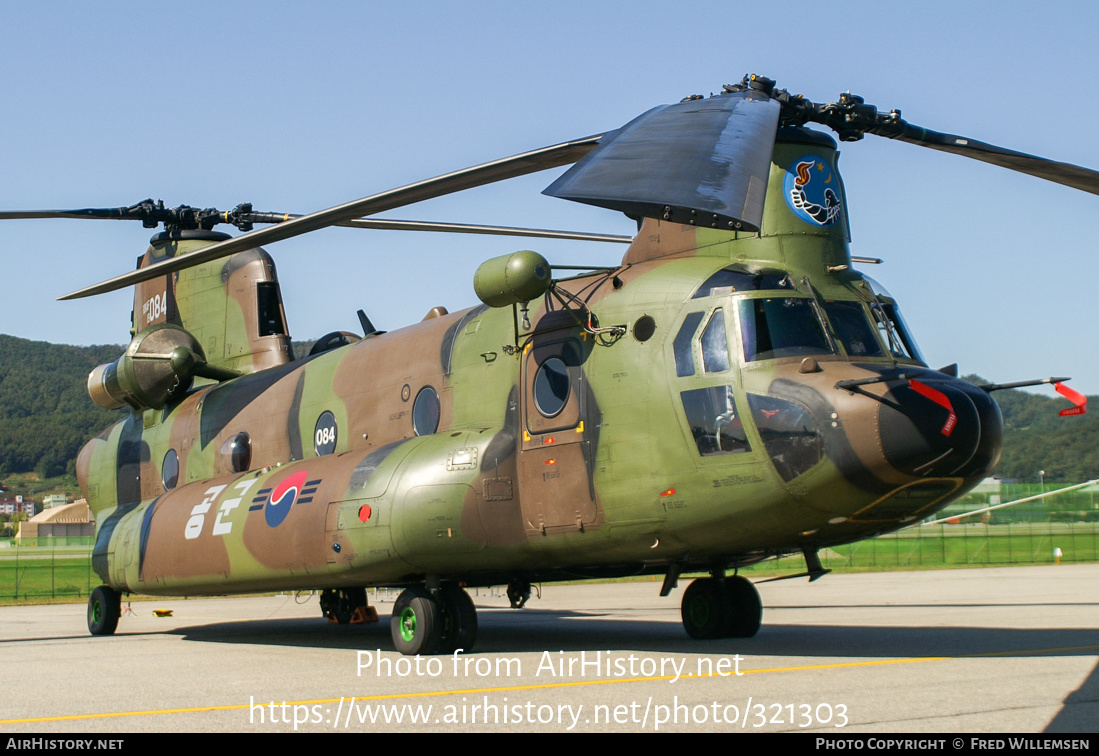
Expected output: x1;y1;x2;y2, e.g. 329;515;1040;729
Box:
516;336;597;535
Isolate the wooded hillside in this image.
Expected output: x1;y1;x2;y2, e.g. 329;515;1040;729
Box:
0;336;122;478
0;334;1093;485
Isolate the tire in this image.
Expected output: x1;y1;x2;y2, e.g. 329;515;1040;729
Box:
88;585;120;636
724;576;762;638
681;578;728;639
437;584;478;654
391;586;443;655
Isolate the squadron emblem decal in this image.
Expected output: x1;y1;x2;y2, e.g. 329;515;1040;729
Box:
783;154;843;227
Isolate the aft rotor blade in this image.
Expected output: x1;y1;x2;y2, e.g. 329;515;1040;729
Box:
0;209;116;220
60;136;603;300
889;124;1099;195
544;90;781;232
0;203;153;221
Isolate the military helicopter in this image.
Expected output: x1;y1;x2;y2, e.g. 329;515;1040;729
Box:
4;75;1093;655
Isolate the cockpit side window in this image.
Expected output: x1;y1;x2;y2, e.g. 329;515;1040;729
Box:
823;300;884;357
738;298;832;362
693;266;793;299
851;275;925;364
871;303;925;363
700;310;730;373
681;386;751;456
673;312;705;377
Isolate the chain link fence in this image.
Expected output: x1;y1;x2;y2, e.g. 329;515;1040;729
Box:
0;536;95;601
2;483;1097;600
748;482;1099;573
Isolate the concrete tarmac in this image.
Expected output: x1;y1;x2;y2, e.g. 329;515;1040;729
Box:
1;564;1096;733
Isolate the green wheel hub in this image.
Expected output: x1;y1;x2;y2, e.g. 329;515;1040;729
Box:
87;585;120;636
398;606;418;642
390;587;442;655
686;595;713;627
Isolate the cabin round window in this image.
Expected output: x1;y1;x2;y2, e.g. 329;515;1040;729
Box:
533;357;571;418
412;386;440;436
161;449;179;490
221;432;251;473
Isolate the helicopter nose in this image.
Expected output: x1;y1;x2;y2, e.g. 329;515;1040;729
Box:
878;378;1003;479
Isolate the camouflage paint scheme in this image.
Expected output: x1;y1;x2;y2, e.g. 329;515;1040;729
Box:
77;129;1002;601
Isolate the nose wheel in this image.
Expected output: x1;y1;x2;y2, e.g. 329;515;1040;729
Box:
681;576;761;639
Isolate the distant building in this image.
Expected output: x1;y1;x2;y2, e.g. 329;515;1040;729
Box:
43;494;69;509
17;500;93;541
0;497;36;517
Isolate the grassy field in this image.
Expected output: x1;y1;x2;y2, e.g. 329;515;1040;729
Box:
0;549;96;602
741;522;1098;574
2;523;1096;604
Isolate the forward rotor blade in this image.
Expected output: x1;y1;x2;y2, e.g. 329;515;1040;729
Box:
60;136;603;300
247;213;632;243
788;83;1099;195
337;217;630;242
889;124;1099;195
544;90;781;232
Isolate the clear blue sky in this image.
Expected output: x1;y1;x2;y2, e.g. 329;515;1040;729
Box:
2;1;1097;396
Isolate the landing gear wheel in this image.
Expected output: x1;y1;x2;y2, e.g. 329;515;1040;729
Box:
681;578;729;639
506;579;531;609
437;584;478;654
391;586;443;655
88;585;121;636
723;576;761;638
321;588;370;624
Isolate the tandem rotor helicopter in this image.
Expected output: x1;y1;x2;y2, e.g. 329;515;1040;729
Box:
4;75;1093;654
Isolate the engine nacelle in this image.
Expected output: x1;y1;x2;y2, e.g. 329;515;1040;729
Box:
88;324;205;411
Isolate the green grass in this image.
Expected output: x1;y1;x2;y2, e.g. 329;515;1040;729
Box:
0;551;95;602
740;523;1099;574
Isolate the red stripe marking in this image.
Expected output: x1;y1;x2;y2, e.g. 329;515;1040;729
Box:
909;379;957;437
1055;382;1087;416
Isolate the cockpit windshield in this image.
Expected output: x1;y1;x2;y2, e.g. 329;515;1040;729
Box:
738;297;832;362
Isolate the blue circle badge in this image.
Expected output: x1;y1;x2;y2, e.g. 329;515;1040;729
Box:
783;154;843;227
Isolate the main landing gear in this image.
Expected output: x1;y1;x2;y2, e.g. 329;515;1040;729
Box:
391;584;478;655
88;585;121;635
680;575;761;639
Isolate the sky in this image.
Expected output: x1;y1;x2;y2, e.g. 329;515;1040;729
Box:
2;0;1098;396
